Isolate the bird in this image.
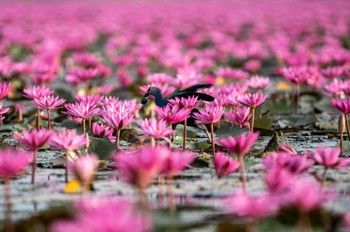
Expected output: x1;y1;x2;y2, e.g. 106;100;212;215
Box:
141;84;215;106
141;84;215;140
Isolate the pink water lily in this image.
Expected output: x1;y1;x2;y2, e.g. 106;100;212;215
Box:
193;105;225;157
92;123;114;138
224;107;251;129
0;148;31;232
224;192;279;221
114;146;168;191
13;128;53;184
0;82;12;101
49;128;89;182
214;152;240;179
160;150;195;176
237;93;267;131
51;198;151;232
23;85;54;99
217;132;259;192
64;101;100;134
70;154;99;192
309;147;350;188
32;95;65;129
138;118;175;147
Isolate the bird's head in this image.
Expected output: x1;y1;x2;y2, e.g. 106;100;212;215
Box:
141;87;162;105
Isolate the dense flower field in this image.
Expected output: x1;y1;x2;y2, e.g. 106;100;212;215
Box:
1;0;350;231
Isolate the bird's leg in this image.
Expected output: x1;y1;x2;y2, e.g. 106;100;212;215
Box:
197;124;212;143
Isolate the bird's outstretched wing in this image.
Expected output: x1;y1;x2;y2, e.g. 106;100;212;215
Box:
166;84;214;102
178;84;213;93
168;92;214;102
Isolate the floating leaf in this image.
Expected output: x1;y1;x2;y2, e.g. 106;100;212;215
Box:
61;120;78;129
175;125;198;138
254;114;272;130
215;124;248;139
187;140;211;151
88;137;115;160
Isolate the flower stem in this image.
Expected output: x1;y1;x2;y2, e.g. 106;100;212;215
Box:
151;136;155;147
183;119;187;150
320;168;328;189
83;118;86;135
340;114;345;154
295;83;300;114
31;149;38;185
36;109;41;130
65;150;69;183
251;108;255;132
345;114;350;141
298;212;311;232
115;129;120;149
168;175;176;212
158;176;165;208
19;111;23;122
239;154;247;193
210;123;215;157
4;178;13;232
47;109;51;130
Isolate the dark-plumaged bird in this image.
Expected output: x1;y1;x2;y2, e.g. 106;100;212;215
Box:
141;84;215;107
141;84;215;139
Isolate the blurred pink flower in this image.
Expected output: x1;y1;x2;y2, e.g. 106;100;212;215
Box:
92;123;114;138
0;82;12;100
13;128;53;151
214;152;240;178
51;198;151;232
281;67;308;84
248;76;271;90
116;69;133;88
0;148;30;179
224;192;279;220
68;67;99;82
70;154;99;184
193;105;224;124
321;66;343;79
237;92;267;109
48;128;89;151
160;150;195;176
155;105;191;124
32;95;65;110
0;102;10;116
168;96;200;110
265;167;295;194
244;59;261;73
217;132;259;156
75;95;104;107
114;146;168;190
64;101;100;119
215;67;248;80
138;118;175;140
325;80;344;97
281;179;333;213
331;98;350;114
309;147;350;169
23;86;54;99
224;107;251;128
262;152;314;175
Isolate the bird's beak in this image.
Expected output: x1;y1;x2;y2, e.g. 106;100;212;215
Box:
141;96;149;105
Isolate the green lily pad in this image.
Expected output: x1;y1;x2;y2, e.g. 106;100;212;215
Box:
175;125;199;138
215;124;248;139
254;114;272;130
88;137;116;160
